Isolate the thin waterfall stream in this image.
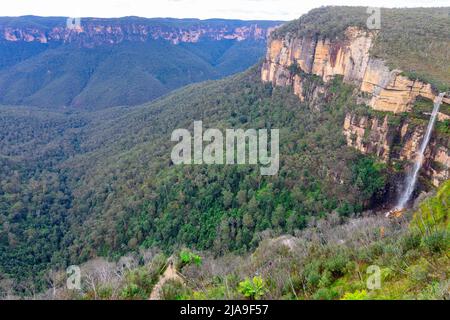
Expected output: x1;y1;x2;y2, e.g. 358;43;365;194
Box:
395;92;446;210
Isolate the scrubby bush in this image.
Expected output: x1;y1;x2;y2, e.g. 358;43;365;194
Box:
341;290;368;300
179;250;202;269
324;253;349;278
407;261;429;284
119;268;156;299
313;287;338;300
401;233;422;253
120;283;144;299
238;276;268;300
161;279;190;300
119;253;167;300
422;231;448;254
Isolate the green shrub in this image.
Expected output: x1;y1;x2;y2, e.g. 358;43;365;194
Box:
97;286;113;299
325;253;349;278
120;283;144;299
341;289;368;300
313;287;338;300
407;262;429;284
238;276;268;300
303;261;321;289
436;119;450;135
119;263;162;299
401;233;422;253
161;279;190;300
422;231;448;254
179;250;202;269
318;270;333;288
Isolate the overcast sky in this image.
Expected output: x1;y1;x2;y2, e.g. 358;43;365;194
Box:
1;0;449;20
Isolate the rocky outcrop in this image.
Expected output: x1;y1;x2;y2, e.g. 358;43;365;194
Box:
1;18;279;47
261;26;450;113
343;114;392;161
262;25;449;188
343;113;449;187
429;145;450;187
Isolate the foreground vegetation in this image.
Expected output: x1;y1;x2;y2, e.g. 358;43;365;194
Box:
169;181;449;300
4;180;446;300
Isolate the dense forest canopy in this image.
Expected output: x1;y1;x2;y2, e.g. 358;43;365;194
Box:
0;65;390;291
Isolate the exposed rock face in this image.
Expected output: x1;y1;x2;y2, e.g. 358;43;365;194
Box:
261;27;450;113
343;113;449;187
262;25;449;188
343;114;392;161
0;18;279;47
429;146;450;187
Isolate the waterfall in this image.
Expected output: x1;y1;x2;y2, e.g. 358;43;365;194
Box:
396;92;446;210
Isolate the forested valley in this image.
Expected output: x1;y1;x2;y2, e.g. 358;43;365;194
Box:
0;6;448;300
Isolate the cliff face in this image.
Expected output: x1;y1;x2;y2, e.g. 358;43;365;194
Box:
343;113;449;187
262;26;449;187
0;18;278;47
261;27;450;113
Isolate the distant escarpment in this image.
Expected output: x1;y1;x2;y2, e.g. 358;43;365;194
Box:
0;17;281;108
0;17;280;47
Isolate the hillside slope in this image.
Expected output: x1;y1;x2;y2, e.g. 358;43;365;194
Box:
161;180;449;300
0;65;388;291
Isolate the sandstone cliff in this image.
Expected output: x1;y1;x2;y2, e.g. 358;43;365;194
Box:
0;18;279;47
261;27;450;113
261;26;449;188
343;113;449;187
